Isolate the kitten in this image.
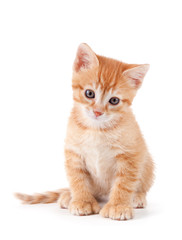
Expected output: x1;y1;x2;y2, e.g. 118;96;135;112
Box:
16;43;154;220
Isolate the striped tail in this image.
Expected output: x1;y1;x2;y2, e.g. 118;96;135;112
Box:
15;188;69;204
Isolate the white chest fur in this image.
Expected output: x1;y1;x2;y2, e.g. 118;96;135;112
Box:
67;130;123;196
81;132;116;177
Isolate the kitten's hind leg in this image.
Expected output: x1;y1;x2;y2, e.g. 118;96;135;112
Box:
132;154;154;209
132;192;147;208
58;189;71;209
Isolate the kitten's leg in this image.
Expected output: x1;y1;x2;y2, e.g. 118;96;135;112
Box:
58;189;71;209
65;149;100;216
133;154;154;208
100;153;141;221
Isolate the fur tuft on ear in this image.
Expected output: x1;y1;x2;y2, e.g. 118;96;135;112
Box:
73;43;99;73
123;64;150;89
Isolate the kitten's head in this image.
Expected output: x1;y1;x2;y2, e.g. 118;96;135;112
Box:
72;43;149;129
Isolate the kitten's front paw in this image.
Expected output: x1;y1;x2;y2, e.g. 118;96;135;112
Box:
100;203;134;221
69;200;101;216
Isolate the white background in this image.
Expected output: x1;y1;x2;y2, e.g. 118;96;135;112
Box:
0;0;182;239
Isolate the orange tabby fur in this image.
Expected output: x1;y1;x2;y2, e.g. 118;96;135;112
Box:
16;43;154;220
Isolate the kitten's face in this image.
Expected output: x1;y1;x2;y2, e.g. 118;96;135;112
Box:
72;44;149;129
73;73;130;129
78;85;124;129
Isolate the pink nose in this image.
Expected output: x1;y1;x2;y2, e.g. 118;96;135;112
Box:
93;110;103;117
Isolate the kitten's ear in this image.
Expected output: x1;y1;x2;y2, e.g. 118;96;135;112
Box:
123;64;150;89
73;43;99;72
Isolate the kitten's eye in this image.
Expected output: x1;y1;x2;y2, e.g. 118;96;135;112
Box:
85;89;95;98
109;97;120;105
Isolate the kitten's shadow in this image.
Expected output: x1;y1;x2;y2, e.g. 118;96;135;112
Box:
134;204;161;220
135;208;151;220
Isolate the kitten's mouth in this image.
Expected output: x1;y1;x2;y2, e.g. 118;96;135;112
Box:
82;107;115;129
93;115;102;119
85;108;104;120
91;114;102;120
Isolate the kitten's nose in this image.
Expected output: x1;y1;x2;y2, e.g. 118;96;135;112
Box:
93;110;103;117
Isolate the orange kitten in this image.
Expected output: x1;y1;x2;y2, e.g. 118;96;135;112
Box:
16;43;154;220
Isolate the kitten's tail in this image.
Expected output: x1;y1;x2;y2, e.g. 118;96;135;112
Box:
15;188;69;204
